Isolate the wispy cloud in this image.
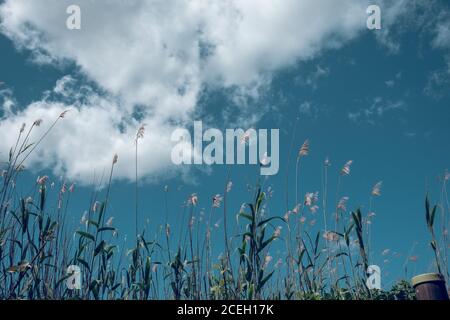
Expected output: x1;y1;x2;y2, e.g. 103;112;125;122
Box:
403;132;417;138
425;11;450;98
297;65;330;90
424;68;450;99
298;101;320;119
0;88;16;115
432;16;450;49
385;72;402;88
348;97;406;124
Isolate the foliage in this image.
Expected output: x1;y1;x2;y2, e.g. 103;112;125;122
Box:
0;115;447;300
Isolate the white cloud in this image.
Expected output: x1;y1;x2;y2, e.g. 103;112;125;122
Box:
0;0;402;183
0;80;181;184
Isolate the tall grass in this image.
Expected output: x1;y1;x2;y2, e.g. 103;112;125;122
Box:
0;116;447;300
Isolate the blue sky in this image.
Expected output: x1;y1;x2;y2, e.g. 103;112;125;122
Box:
0;0;449;289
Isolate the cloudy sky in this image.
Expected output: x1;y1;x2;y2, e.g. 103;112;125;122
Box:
0;0;449;286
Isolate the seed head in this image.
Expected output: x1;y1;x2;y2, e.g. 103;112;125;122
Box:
298;139;309;157
136;124;146;141
212;194;223;208
189;193;198;206
37;175;49;185
341;160;353;176
337;196;349;211
59;110;70;118
371;181;382;196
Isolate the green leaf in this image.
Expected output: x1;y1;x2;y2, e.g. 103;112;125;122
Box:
425;194;437;230
94;240;105;257
97;202;106;225
258;270;274;291
238;212;253;222
40;186;46;212
259;236;277;252
144;256;151;285
89;280;100;299
88;220;99;228
334;252;349;258
56;273;73;288
76;231;95;242
430;205;437;228
257;216;285;228
21;143;34;153
98;227;116;233
104;244;117;254
430;240;437;251
314;231;320;255
76;258;91;272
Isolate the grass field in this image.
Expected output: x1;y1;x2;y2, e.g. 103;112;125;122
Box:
0;112;448;300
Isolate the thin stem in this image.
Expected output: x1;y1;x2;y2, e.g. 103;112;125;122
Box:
135;141;139;240
285;117;299;214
